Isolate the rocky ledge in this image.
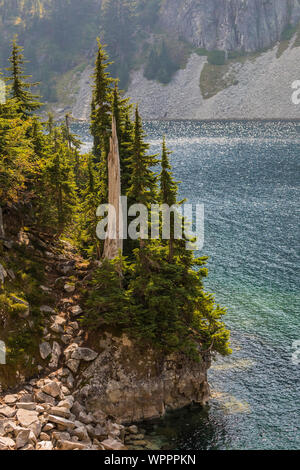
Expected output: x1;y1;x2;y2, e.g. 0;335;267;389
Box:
80;334;211;424
0;229;211;450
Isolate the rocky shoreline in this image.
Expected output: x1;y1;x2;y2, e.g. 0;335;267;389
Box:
0;228;211;451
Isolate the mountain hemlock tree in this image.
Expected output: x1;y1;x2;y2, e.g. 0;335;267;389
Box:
127;106;159;208
112;83;133;196
78;155;103;259
6;39;42;118
127;106;159;248
160;136;181;261
90;38;114;199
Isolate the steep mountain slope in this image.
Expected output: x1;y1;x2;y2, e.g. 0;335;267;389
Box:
0;0;299;118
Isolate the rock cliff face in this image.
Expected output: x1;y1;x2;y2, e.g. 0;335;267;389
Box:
160;0;300;52
80;334;211;424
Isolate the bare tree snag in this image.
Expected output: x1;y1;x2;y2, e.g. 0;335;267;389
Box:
0;206;5;238
103;116;123;260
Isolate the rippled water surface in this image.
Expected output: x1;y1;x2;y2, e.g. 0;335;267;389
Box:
74;120;300;450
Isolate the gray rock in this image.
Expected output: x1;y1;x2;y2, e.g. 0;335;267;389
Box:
72;426;89;441
56;440;88;450
16;403;36;411
16;409;39;427
16;429;31;449
40;305;56;314
70;305;83;317
4;394;18;405
71;348;98;362
66;359;80;373
0;263;7;283
42;381;61;398
0;406;16;418
48;415;75;430
101;438;127;451
35;391;56;405
64;284;75;293
0;436;15;450
49;407;71;419
36;441;53;450
39;342;52;360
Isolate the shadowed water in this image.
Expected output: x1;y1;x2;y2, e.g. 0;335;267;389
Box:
73;120;300;450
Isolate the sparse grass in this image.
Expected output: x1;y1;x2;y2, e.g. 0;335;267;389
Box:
200;63;239;100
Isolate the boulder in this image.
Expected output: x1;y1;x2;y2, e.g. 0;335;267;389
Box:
72;427;89;441
56;440;88;450
42;381;61;398
70;305;83;317
16;409;39;427
0;263;7;283
101;438;127;451
49;407;71;419
4;394;18;405
16;429;31;449
29;420;42;439
0;436;15;450
16;403;36;411
52;431;71;442
64;284;75;293
0;406;16;418
48;415;75;430
36;441;53;450
71;348;98;362
35;391;56;405
64;343;78;361
40;306;56;314
66;359;80;374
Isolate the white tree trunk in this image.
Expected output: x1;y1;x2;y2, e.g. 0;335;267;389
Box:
103;116;123;260
0;206;5;238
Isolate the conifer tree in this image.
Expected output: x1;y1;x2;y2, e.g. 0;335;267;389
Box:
90;39;114;165
0;94;34;205
112;83;133;195
119;111;134;197
127;106;158;208
78;155;103;259
45;133;77;233
6;39;42;118
159;137;180;260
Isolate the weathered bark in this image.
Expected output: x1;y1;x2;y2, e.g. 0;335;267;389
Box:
103;117;123;260
0;206;5;238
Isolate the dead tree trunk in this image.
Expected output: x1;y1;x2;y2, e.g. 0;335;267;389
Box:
103;116;123;260
0;206;5;238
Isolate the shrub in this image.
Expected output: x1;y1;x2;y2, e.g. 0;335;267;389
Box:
207;50;226;66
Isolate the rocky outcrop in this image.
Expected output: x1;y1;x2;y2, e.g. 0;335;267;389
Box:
160;0;300;52
80;333;210;424
0;226;212;450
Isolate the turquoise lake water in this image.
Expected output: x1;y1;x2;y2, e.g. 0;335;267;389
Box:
74;120;300;450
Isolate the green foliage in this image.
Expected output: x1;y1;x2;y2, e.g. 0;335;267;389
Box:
84;246;231;360
83;257;130;329
0;38;231;366
101;0;136;89
207;50;226;66
127;106;159;209
6;39;42;117
144;41;178;84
